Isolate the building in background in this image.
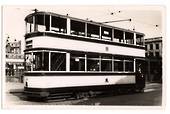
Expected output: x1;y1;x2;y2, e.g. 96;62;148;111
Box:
145;37;162;82
6;37;24;82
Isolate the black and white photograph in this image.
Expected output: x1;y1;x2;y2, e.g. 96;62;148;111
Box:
1;4;165;109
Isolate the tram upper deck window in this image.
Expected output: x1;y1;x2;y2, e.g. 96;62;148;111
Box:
87;24;100;39
101;27;112;41
26;14;50;33
35;14;50;32
26;16;34;33
51;16;67;33
114;29;124;43
136;34;144;46
71;20;85;36
125;32;134;44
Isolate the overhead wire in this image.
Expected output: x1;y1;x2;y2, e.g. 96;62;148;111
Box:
106;10;160;31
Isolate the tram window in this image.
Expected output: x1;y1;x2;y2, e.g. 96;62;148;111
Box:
114;29;124;43
25;53;33;71
51;52;66;71
101;55;112;71
125;60;134;72
45;15;50;31
51;16;67;33
125;32;134;44
26;16;34;33
114;60;123;71
136;34;144;46
71;20;85;36
114;56;124;71
101;27;112;41
87;24;100;38
35;14;44;32
33;52;49;71
70;53;85;71
34;14;50;32
87;54;100;71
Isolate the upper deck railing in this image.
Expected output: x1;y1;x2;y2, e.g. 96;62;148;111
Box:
25;11;145;46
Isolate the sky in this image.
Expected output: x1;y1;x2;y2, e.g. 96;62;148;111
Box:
3;5;164;53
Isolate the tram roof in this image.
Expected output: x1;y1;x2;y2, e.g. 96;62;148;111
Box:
25;11;145;36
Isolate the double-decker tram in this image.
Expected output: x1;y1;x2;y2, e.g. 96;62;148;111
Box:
24;11;145;99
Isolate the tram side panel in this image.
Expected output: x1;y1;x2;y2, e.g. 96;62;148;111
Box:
30;36;145;58
24;73;137;97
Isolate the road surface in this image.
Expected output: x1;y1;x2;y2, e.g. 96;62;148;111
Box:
4;82;162;106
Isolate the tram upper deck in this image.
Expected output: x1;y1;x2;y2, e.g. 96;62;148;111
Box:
24;11;145;57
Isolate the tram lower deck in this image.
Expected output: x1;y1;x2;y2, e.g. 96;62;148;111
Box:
23;46;145;98
23;72;145;98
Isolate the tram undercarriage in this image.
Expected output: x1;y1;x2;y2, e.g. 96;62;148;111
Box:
23;82;145;101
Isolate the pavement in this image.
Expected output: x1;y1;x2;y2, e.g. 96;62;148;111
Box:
5;82;24;93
